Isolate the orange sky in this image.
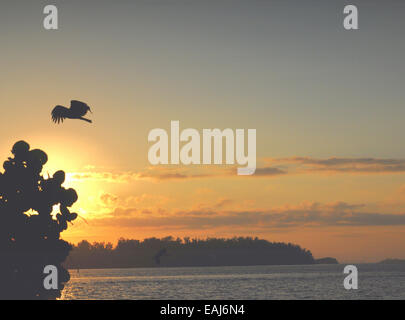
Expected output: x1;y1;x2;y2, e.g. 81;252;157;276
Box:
1;1;405;263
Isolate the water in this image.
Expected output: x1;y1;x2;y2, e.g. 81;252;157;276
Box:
61;264;405;300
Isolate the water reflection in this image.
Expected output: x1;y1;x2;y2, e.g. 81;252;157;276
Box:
61;264;405;300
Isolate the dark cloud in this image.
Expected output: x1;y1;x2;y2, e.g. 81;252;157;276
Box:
69;165;285;182
70;156;405;184
88;202;405;230
253;167;287;176
270;157;405;174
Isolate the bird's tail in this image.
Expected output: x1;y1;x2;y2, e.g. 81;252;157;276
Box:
79;117;92;123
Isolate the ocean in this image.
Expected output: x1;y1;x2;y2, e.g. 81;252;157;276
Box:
61;264;405;300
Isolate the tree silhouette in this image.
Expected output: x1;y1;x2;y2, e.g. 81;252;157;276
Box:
0;141;78;299
65;236;315;269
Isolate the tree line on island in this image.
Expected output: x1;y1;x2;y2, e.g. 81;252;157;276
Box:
63;236;332;269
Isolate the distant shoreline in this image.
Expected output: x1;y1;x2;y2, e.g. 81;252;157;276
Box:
68;262;344;271
68;259;405;271
378;259;405;265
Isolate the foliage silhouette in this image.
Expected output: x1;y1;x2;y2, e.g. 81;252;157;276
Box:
0;141;78;299
65;236;315;269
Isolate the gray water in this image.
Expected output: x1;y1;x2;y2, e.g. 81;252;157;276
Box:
61;264;405;300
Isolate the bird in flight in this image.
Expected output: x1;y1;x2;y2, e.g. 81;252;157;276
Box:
51;100;93;124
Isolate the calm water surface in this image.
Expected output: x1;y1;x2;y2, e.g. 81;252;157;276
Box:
61;264;405;300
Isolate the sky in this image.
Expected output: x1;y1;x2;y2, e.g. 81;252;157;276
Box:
1;0;405;262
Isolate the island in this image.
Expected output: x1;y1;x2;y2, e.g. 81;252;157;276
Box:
64;236;319;269
378;258;405;265
314;257;339;264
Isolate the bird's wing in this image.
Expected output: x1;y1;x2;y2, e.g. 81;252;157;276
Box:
70;100;89;116
51;106;69;124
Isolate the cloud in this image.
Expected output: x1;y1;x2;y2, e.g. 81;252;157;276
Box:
138;167;215;180
139;166;286;180
85;201;405;230
68;171;142;183
68;165;286;183
68;156;405;184
267;157;405;174
253;167;287;176
99;193;118;206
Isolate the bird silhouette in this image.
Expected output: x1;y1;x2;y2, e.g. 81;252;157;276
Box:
51;100;93;124
154;248;167;265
